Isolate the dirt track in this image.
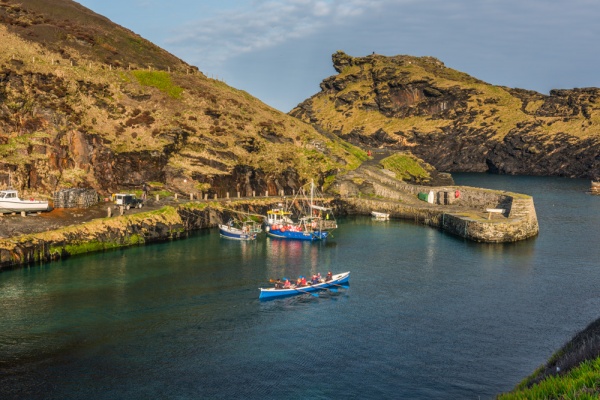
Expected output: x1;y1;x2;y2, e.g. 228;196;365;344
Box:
0;198;171;239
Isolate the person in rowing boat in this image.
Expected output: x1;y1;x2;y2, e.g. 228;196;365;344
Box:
311;274;319;284
283;279;291;288
325;271;332;282
300;276;307;286
274;279;283;289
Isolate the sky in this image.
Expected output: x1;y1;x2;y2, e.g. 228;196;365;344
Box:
75;0;600;112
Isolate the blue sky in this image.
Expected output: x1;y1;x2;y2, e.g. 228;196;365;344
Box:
76;0;600;112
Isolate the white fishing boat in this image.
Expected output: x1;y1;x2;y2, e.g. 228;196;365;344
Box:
371;211;389;220
219;218;261;241
0;190;51;214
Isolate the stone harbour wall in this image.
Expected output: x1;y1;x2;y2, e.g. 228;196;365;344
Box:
0;204;216;271
340;194;539;243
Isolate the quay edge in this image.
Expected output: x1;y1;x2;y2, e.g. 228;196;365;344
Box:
0;181;539;271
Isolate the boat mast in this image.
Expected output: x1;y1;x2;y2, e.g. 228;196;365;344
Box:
310;179;314;209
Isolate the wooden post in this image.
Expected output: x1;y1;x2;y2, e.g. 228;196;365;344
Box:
175;193;178;200
252;190;255;197
237;191;241;198
107;207;112;218
204;194;208;200
265;190;269;197
190;193;193;200
226;192;229;199
119;206;124;216
155;194;159;201
21;211;26;217
214;194;217;200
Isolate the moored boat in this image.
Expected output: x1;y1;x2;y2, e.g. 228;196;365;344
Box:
371;211;389;220
219;218;261;241
0;190;51;214
265;180;337;241
259;271;350;300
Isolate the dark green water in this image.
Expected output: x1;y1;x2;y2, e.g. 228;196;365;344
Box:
1;174;599;399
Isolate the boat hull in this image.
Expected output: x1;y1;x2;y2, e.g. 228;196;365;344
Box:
0;200;51;214
266;227;328;241
218;225;257;241
259;272;350;299
371;211;389;220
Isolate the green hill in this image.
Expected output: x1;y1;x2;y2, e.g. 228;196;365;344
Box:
0;0;365;198
291;51;600;179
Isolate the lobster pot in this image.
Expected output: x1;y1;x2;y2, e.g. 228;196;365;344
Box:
53;188;99;208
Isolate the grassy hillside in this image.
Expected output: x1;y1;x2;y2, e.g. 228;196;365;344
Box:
0;1;366;197
499;318;600;399
291;51;600;178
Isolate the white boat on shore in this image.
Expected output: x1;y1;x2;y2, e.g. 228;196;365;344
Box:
371;211;389;220
0;190;51;214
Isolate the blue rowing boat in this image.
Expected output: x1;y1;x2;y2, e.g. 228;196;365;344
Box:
259;272;350;300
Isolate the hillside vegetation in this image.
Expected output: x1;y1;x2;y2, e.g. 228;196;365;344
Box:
0;0;365;198
291;51;600;179
499;318;600;399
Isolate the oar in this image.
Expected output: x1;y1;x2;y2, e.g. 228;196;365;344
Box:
293;286;319;297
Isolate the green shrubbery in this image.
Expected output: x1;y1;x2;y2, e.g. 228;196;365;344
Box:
132;70;183;98
380;153;431;183
498;358;600;399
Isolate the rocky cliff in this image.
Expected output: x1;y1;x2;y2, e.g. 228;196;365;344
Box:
291;51;600;179
0;1;365;199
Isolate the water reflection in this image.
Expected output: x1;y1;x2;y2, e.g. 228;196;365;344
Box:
265;237;322;280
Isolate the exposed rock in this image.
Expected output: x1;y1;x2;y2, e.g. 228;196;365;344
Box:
290;51;600;179
0;2;364;200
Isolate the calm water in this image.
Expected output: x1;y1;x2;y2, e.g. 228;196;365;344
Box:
1;174;599;399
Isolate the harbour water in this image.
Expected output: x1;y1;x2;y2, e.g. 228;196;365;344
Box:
1;174;599;399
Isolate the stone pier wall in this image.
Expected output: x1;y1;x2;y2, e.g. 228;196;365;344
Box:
340;193;539;243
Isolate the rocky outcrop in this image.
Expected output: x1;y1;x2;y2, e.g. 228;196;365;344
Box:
291;51;600;179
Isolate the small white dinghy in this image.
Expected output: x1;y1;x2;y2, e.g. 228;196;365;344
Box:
371;211;389;220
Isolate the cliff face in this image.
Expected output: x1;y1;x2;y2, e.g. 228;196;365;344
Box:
0;1;364;198
291;51;600;179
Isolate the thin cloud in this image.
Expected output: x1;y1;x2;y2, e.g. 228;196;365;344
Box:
166;0;390;66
